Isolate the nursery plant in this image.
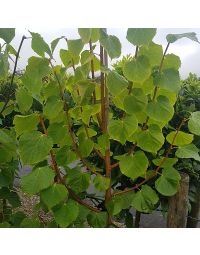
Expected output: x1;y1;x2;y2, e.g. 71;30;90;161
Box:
0;28;200;228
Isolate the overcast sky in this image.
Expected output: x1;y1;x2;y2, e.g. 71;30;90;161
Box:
11;28;200;79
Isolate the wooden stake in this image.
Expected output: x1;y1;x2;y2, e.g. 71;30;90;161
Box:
167;172;189;228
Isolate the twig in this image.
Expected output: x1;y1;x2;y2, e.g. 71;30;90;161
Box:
100;35;112;226
49;60;102;176
39;115;101;213
142;42;170;129
135;46;139;58
0;35;27;115
89;40;101;125
112;118;186;197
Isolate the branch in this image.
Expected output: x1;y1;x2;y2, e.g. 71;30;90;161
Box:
112;118;186;197
111;162;119;169
100;35;112;226
159;42;170;73
0;35;27;115
39;115;101;213
135;46;139;58
112;43;171;170
67;187;101;213
155;117;187;174
89;40;101;125
39;115;63;181
111;141;140;170
100;45;106;132
128;46;139;95
142;42;170;129
49;60;102;176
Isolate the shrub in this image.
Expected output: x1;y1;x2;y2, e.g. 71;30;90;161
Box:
0;28;200;228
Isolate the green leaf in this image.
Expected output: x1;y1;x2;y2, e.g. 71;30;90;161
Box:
19;131;53;165
81;104;101;125
0;188;20;208
78;132;94;157
106;192;135;216
20;218;41;228
43;96;63;120
41;184;68;209
80;50;93;65
95;134;110;156
154;68;180;92
123;56;151;82
78;28;92;43
55;146;78;167
131;185;158;213
60;49;80;68
77;80;96;105
137;124;164;153
139;42;163;67
166;131;193;146
188;111;200;136
30;32;52;57
0;169;12;187
108;114;138;144
107;71;128;96
51;36;64;53
16;87;33;112
93;175;110;192
0;129;16;153
6;44;17;55
87;212;107;228
21;166;55;195
146;95;174;122
6;191;21;208
22;57;50;95
99;30;121;59
91;28;100;43
0;28;15;43
53;199;79;227
13;113;39;137
42;81;60;100
9;212;26;227
0;146;16;163
0;51;9;78
124;88;147;114
112;89;129;111
76;204;90;223
80;50;100;72
74;66;89;82
77;127;97;138
67;39;84;57
162;54;181;70
67;167;90;193
156;88;177;105
126;28;157;46
48;122;71;147
119;151;148;179
155;167;181;196
166;32;200;44
153;157;178;168
175;144;200;161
